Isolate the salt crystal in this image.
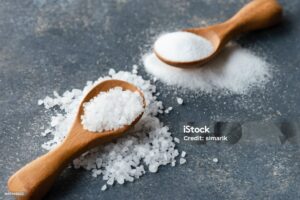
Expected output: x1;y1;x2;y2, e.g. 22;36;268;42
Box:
164;107;173;114
92;172;98;177
38;99;43;105
107;178;114;185
132;64;138;74
174;137;180;143
108;68;116;75
181;151;186;158
148;163;159;173
101;185;107;191
212;158;219;163
179;158;186;165
171;160;176;167
176;97;183;105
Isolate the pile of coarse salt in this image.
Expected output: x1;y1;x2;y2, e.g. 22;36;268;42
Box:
145;43;272;94
38;68;182;191
81;87;144;132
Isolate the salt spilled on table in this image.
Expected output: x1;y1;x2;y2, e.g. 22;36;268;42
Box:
144;43;272;94
81;87;144;132
154;31;213;62
38;68;181;190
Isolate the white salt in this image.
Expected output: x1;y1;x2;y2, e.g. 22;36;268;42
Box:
164;107;173;114
81;87;144;132
171;160;176;167
144;43;271;94
179;158;186;165
212;158;219;163
176;97;183;105
149;163;159;173
101;184;107;191
181;151;186;158
154;31;213;62
132;64;139;74
174;137;180;143
38;68;181;190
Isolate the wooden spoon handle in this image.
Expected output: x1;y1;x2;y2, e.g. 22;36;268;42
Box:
218;0;282;40
7;136;86;200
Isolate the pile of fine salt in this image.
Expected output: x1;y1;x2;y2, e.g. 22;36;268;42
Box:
81;87;143;132
144;43;271;94
39;68;182;190
154;31;213;62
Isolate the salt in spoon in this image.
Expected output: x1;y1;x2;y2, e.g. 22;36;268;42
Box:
154;0;282;68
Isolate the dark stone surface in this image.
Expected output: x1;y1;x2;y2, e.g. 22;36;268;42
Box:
1;0;300;199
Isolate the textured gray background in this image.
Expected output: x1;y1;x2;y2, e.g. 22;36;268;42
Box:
1;0;300;199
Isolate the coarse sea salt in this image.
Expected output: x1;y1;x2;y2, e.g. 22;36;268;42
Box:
154;31;213;62
81;87;144;132
176;97;183;105
38;69;180;190
144;43;272;94
181;151;186;158
179;158;186;165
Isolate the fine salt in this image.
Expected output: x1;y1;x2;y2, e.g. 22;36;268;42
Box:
81;87;144;132
38;68;180;190
154;31;213;62
144;43;271;94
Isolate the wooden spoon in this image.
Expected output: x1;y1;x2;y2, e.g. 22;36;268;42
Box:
7;79;145;200
154;0;283;68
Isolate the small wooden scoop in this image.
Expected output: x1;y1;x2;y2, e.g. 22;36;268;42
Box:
155;0;283;68
7;79;145;200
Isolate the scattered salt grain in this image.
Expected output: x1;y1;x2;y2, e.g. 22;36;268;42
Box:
212;158;219;163
38;99;43;105
171;160;176;167
149;163;159;173
174;137;180;143
154;32;213;62
81;87;144;132
39;68;181;190
181;151;186;158
176;97;183;105
164;107;173;114
144;43;271;94
101;184;107;191
132;65;139;74
179;158;186;165
108;68;116;75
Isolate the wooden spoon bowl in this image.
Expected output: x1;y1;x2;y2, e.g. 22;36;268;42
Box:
7;79;145;200
155;0;283;68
